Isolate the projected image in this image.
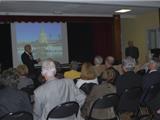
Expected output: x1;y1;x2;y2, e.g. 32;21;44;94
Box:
16;23;63;63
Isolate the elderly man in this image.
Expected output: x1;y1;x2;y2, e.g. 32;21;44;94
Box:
33;59;86;120
125;41;139;63
142;59;160;103
93;55;105;77
0;68;32;117
116;57;142;120
21;44;41;87
140;59;160;120
116;57;142;95
21;44;40;74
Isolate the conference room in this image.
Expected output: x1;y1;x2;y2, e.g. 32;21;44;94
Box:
0;1;160;120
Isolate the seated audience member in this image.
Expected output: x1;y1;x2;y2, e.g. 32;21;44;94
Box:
81;69;116;119
16;64;34;90
33;59;86;120
93;55;105;77
102;56;120;84
64;61;81;79
141;59;160;104
116;57;142;120
76;62;98;89
0;68;32;117
47;58;64;79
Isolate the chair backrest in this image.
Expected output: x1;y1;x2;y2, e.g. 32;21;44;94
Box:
46;101;79;120
80;83;97;95
88;93;119;119
21;85;34;95
144;82;160;103
0;111;33;120
118;87;142;113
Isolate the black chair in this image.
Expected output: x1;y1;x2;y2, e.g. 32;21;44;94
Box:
80;83;97;95
21;85;35;95
21;85;35;103
139;83;160;120
46;101;79;120
118;87;142;113
142;82;160;105
88;93;120;120
0;111;33;120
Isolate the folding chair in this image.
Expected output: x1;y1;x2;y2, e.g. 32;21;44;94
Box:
46;101;79;120
118;87;143;119
80;83;97;95
88;93;120;120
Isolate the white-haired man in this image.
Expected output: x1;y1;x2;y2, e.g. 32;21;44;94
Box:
93;55;105;77
33;59;86;120
142;59;160;103
116;57;142;120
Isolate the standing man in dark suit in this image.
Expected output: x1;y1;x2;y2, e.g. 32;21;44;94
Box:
21;44;40;74
21;44;40;86
125;41;139;63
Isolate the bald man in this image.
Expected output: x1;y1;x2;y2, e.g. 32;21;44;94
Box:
125;41;139;63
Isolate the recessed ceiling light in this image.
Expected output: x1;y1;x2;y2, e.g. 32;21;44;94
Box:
53;11;63;14
115;9;131;13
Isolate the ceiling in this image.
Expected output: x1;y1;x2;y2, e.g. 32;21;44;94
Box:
0;0;159;17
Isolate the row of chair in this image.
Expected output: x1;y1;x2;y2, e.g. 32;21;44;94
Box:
0;102;79;120
0;94;119;120
119;83;160;120
0;94;152;120
1;83;160;120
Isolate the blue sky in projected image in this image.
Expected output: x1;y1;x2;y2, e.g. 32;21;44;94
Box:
16;23;61;42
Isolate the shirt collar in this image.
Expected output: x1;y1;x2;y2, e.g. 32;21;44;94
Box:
149;69;157;73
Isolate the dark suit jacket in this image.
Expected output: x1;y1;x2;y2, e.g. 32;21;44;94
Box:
141;71;160;104
21;52;37;74
0;87;32;117
125;46;139;60
143;71;160;90
148;90;160;111
116;71;142;112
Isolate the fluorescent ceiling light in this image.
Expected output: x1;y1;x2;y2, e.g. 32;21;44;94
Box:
115;9;131;13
